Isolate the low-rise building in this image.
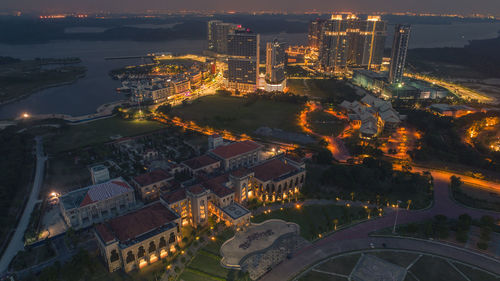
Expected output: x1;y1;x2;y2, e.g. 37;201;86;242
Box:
209;140;263;171
181;154;221;176
59;178;136;229
94;203;181;272
250;158;305;202
428;104;478;118
90;164;110;184
132;169;173;202
340;95;403;138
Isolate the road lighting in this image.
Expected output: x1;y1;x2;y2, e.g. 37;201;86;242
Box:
392;200;402;234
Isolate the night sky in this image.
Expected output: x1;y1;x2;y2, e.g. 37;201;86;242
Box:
2;0;500;15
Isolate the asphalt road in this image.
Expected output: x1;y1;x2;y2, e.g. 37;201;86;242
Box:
0;137;47;273
260;170;500;281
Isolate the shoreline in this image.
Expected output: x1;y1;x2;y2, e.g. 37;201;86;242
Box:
0;71;87;107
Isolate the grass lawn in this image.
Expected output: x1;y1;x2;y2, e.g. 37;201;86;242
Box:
316;253;361;276
46;116;168;153
251;205;365;240
187;252;228;278
287;79;358;101
169;95;302;135
409;256;468;281
307;110;347;137
298;271;348;281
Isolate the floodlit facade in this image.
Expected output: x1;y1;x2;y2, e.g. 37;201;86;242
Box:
265;39;287;86
95;203;181;272
318;14;387;73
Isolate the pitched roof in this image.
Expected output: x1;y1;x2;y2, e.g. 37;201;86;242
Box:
202;174;234;197
76;178;131;208
252;159;297;182
182;155;220;170
210;140;262;160
161;188;187;204
95;203;179;243
133;169;172;187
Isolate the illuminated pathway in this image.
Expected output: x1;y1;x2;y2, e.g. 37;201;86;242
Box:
298;102;351;161
260;170;500;281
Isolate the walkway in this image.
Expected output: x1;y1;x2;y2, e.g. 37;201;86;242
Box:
260;169;500;281
0;137;47;273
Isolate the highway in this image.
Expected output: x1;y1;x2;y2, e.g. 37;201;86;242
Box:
0;137;47;273
406;73;498;104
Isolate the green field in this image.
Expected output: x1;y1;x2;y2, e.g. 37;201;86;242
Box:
287;78;358;101
298;251;499;281
46;116;168;153
307;110;347;137
251;205;364;240
169;95;302;135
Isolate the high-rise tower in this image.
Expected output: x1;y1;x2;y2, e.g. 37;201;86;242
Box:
389;24;411;84
318;14;387;73
207;20;238;54
226;28;260;92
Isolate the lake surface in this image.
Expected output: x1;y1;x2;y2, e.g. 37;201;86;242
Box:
1;22;500;119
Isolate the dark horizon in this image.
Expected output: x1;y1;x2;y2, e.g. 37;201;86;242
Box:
1;0;500;16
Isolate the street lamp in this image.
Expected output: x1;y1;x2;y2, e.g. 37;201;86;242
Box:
392;200;402;234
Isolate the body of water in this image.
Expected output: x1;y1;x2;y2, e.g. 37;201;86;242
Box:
0;22;499;119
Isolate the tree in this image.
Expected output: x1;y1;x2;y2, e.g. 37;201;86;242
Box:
477;241;489;250
450;175;462;189
156;104;172;115
455;230;468;243
458;214;472;231
314;148;332;164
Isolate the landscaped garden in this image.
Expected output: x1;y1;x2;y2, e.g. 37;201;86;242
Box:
251;204;367;241
303;157;434;210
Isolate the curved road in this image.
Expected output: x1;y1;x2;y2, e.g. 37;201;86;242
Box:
260;170;500;281
0;137;47;273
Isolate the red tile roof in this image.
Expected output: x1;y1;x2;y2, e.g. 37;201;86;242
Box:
202;174;234;198
182;155;220;170
252;159;297;182
95;224;115;243
133;169;172;187
96;203;179;243
80;179;132;207
210;140;262;160
230;168;253;178
161;188;187;204
187;184;206;195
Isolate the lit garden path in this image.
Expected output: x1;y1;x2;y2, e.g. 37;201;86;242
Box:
259;170;500;281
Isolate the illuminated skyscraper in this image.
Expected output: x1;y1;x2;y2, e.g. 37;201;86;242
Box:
266;39;286;84
308;18;326;49
226;28;260;92
318;14;387;73
389;24;411;84
207;20;238;54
